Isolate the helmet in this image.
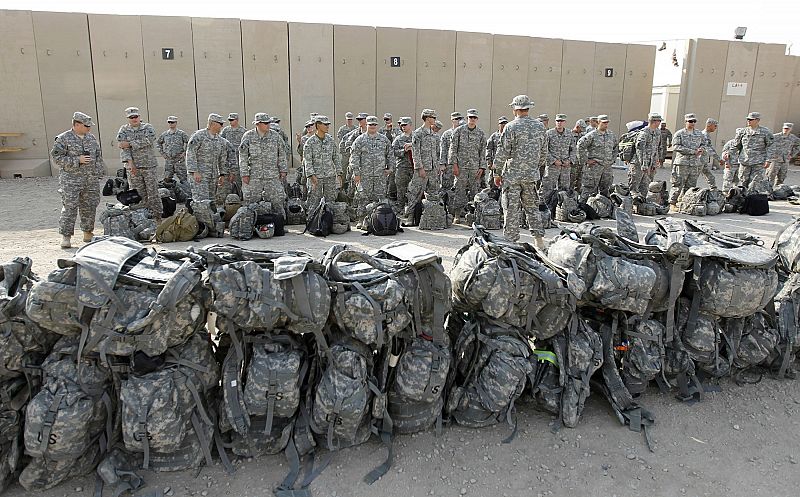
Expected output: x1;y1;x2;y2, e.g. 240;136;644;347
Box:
255;223;275;239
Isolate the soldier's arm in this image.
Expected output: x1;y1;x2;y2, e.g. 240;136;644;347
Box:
185;134;199;173
764;131;776;162
392;136;405;159
349;138;362;177
333;139;342;176
478;131;487;168
384;139;393;171
50;135;78;169
673;131;694;155
302;140;315;177
568;135;577;164
485;137;495;166
494;129;511;168
239;137;251;177
411;132;422;170
156;132;167;157
448;130;459;165
634;131;647;165
538;131;548;171
117;127;133;163
219;138;231;176
277;135;288;174
733;128;744;154
576;134;590;164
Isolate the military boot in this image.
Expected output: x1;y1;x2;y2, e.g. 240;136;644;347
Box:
83;231;93;242
60;236;71;249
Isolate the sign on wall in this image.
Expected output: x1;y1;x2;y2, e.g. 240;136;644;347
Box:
162;48;175;60
726;82;747;96
390;56;401;68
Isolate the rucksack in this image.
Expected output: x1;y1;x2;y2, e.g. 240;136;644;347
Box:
362;202;401;236
116;188;142;206
706;188;724;216
775;217;800;273
646;181;669;206
677;187;709;216
618;130;639;163
223;193;242;224
772;184;794;200
100;204;136;240
304;198;334;237
418;192;448;230
586;194;614;219
473;189;503;230
159;188;178;218
555;191;586;223
286;198;307;226
255;212;286;237
723;186;747;213
742;192;769;216
330;201;351;234
154;208;199;243
188;199;225;238
229;204;258;241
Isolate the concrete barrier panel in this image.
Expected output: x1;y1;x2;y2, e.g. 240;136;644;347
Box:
333;25;376;133
592;43;627;136
717;42;757;150
775;55;797;128
677;39;727;143
528;38;562;124
750;44;789;132
416;30;456;127
89;14;149;172
491;35;529;129
0;10;48;172
620;44;656;138
786;57;800;129
141;16;198;138
192;17;245;127
559;41;595;128
377;27;417;124
455;32;493;129
32;11;98;176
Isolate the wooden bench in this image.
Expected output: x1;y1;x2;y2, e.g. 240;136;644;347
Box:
0;132;25;153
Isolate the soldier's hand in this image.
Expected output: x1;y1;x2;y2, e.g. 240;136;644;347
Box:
242;175;250;185
384;169;390;177
555;159;562;167
217;176;225;186
494;176;502;187
764;162;770;169
403;143;412;151
79;154;91;165
118;141;130;149
354;175;361;185
476;169;485;179
418;168;427;179
453;163;460;177
130;165;138;176
193;172;202;183
310;175;318;188
280;172;287;180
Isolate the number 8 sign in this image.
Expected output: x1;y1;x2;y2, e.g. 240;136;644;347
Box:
390;56;401;68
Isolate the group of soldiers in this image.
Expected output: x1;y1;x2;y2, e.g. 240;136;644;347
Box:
52;96;799;249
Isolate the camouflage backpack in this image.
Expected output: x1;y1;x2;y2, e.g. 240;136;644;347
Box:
674;297;730;377
286;198;307;226
473;189;502;230
722;312;780;371
646;180;669;206
154;207;199;243
18;440;102;491
0;379;25;494
100;204;136;240
120;333;219;471
775;217;800;273
610;191;634;216
632;195;667;216
330;201;351;234
229;204;258;241
555;191;586;223
677;187;709;216
560;318;603;427
723;186;747;213
705;188;724;215
419;193;448;230
772;273;800;379
586;193;614;219
619;318;665;395
771;183;794;200
450;226;580;339
223;193;242;224
189;199;225;238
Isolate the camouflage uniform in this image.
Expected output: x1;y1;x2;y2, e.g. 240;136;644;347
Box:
342;126;366;194
659;127;673;163
392;132;414;211
734;121;775;192
239;127;288;210
156;128;189;182
439;124;458;190
336;123;356;142
767;128;800;187
486;130;502;170
543;127;576;199
629;127;661;197
303;131;342;212
721;138;741;191
700;129;719;188
571;124;586;191
449;124;487;218
350;128;392;221
117;119;162;218
576;126;617;202
380;126;400;144
186;128;229;202
407;122;441;209
494;112;546;241
668;126;705;204
52;126;105;237
221;123;247;194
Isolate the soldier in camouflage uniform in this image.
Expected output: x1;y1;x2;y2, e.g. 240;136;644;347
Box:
186;113;230;203
239;113;288;212
303;115;342;211
700;118;720;188
628;113;662;197
576;114;617;202
156;116;189;183
350;116;392;225
493;95;545;247
380;113;399;143
721;135;741;191
571;119;587;191
439;112;462;190
269;116;290;155
659;122;673;164
668;113;706;206
341;113;368;196
336;112;356;142
406;109;441;219
221;112;247;197
392;117;415;212
117;107;162;221
485;116;508;173
538;114;550;130
542;113;576;200
52;111;105;248
768;123;800;188
734;111;775;192
586;117;598;134
449;109;487;222
381;114;400;201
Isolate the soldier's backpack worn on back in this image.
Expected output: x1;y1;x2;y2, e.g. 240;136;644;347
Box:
618;130;639;163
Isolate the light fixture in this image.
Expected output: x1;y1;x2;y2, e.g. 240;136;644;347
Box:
734;27;747;40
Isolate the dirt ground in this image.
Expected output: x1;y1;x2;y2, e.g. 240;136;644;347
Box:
1;165;800;497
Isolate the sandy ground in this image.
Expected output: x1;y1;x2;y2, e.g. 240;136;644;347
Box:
1;165;800;497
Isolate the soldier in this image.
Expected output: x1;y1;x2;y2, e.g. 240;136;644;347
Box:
239;112;288;211
449;109;487;222
117;107;162;221
434;120;444;136
269;116;291;157
380;113;399;143
542;113;576;200
659;122;673;164
296;120;315;160
406;108;441;218
486;116;508;172
768;123;800;188
493;95;545;248
668;113;706;206
576;114;617;201
303;115;342;212
295;120;315;196
392;116;415;212
538;114;550;129
221;112;247;195
52;111;105;248
336;112;356;142
186;113;230;203
586;116;599;134
734;111;775;192
629;113;662;197
350;115;392;225
699;118;720;188
341;112;369;192
156;116;190;183
439;112;463;190
721;134;741;192
571;119;587;191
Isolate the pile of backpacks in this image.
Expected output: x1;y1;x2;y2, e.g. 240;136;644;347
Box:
1;214;800;495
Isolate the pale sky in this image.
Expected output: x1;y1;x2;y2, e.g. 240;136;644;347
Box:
2;0;798;53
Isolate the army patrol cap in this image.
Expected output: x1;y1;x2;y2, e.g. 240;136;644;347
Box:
576;119;587;128
399;117;413;126
538;114;549;120
356;112;369;120
252;113;271;124
166;116;178;123
684;113;697;121
366;116;379;125
434;120;443;129
383;112;393;120
589;116;598;122
314;115;331;125
598;115;610;122
450;112;463;121
228;113;239;121
509;95;533;110
466;109;479;118
746;112;761;120
706;118;719;125
72;111;94;126
783;122;794;129
270;116;281;123
648;112;663;121
208;113;226;124
498;116;509;124
555;114;567;121
421;108;438;119
304;120;314;128
310;112;319;119
345;112;354;119
125;107;140;118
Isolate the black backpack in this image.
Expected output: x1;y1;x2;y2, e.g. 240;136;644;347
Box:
102;178;115;196
304;198;335;237
116;188;142;206
742;192;769;216
162;196;177;218
255;212;286;236
363;203;402;236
